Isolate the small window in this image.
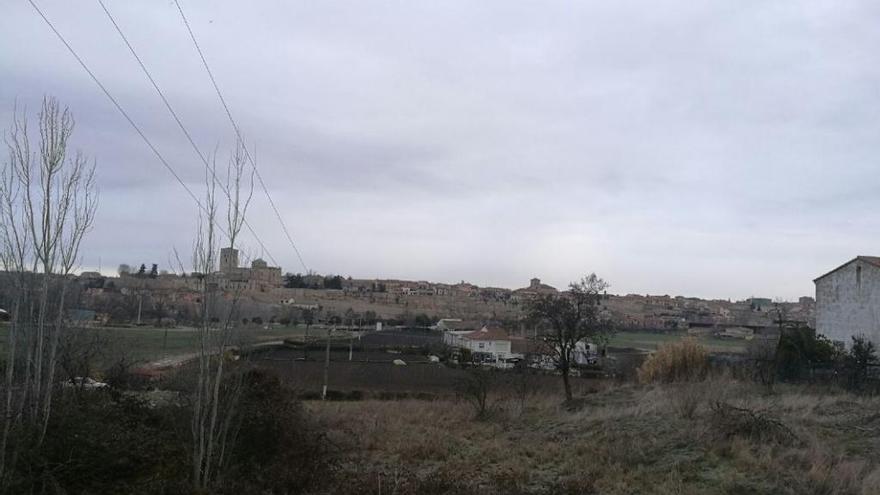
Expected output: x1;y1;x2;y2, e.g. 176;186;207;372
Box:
857;266;862;288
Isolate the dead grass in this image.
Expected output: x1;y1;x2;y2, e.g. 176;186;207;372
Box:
305;380;880;494
637;338;710;384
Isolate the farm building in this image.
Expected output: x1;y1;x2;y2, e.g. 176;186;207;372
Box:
443;325;513;360
717;326;755;340
815;256;880;349
435;318;480;332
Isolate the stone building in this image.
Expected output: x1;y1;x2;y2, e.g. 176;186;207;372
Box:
217;247;282;292
815;256;880;349
511;277;558;302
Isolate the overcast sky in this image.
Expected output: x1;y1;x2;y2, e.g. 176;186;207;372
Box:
2;1;879;300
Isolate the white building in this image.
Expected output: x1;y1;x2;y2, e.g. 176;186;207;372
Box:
815;256;880;349
443;326;513;359
435;318;479;332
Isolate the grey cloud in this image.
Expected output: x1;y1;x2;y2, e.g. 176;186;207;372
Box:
3;0;880;299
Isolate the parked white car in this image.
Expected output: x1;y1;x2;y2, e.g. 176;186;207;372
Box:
65;377;109;389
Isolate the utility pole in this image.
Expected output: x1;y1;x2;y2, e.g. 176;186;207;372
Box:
304;323;309;361
136;291;143;325
136;278;145;325
321;325;333;400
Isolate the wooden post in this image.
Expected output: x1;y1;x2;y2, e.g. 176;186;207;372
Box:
136;292;143;325
321;326;332;400
304;324;309;361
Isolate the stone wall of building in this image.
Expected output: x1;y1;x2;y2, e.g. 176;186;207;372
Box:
816;258;880;349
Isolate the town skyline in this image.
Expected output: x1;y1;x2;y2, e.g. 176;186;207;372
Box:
78;256;815;304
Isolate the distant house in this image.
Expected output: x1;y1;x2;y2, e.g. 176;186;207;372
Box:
0;308;9;322
443;326;513;360
815;256;880;349
520;338;598;368
435;318;480;332
748;297;774;312
278;297;319;311
512;278;558;302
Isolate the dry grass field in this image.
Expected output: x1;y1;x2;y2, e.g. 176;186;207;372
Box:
609;330;749;354
308;380;880;494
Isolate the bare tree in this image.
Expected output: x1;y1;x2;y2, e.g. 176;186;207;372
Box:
224;136;254;250
526;274;614;403
455;367;498;420
0;97;97;478
188;141;254;490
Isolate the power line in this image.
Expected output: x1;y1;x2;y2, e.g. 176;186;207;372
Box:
173;0;309;273
96;0;279;267
25;0;233;242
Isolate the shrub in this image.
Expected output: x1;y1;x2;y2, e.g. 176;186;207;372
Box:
455;368;498;420
844;334;878;391
668;381;708;419
637;339;710;384
4;391;189;494
775;326;838;381
219;368;332;493
708;401;798;446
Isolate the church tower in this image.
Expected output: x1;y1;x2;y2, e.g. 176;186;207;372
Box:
219;247;239;273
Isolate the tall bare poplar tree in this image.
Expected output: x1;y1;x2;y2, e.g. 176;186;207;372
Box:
190;139;253;490
225;137;253;250
0;97;98;478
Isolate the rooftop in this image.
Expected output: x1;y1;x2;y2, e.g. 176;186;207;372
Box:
814;256;880;282
462;326;510;341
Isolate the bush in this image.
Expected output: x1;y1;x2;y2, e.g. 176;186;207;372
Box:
709;401;798;446
637;339;710;384
4;391;189;494
455;368;498;420
218;368;332;493
844;334;878;391
2;366;334;494
668;381;709;419
775;326;837;381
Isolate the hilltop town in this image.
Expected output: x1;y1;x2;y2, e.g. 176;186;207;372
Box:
67;246;815;335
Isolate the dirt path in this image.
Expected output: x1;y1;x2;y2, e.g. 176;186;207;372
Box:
140;340;286;374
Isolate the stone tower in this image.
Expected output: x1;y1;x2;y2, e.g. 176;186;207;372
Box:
219;247;239;273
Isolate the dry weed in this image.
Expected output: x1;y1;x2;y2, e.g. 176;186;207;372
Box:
637;339;710;384
309;384;880;494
